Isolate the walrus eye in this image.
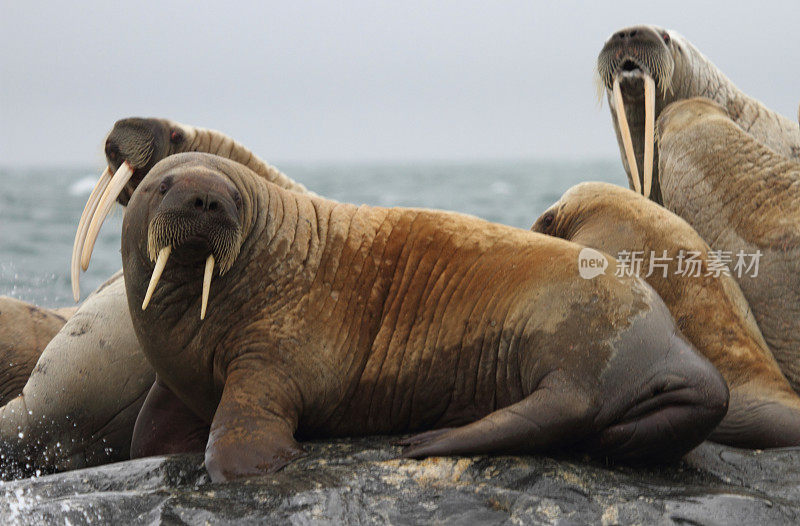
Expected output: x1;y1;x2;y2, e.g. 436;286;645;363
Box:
661;32;670;44
542;213;554;228
170;130;183;144
232;190;242;210
158;177;172;195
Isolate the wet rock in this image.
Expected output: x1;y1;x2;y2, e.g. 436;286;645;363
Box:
0;437;799;524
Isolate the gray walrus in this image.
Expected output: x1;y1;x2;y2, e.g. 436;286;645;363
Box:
0;273;151;478
121;152;728;482
0;297;75;406
657;97;800;394
0;119;313;478
597;24;800;202
533;182;800;448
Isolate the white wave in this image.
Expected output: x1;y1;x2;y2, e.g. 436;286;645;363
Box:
490;181;512;195
68;176;99;197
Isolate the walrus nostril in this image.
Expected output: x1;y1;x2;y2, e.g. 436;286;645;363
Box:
194;198;204;210
208;201;219;212
629;30;637;37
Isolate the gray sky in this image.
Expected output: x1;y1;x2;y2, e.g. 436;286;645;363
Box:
1;0;798;167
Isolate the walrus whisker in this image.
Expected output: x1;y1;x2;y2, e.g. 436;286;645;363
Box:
142;245;171;311
71;167;112;301
81;161;134;271
643;74;656;199
612;77;641;195
201;254;214;320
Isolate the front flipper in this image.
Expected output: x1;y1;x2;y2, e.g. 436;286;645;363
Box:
401;374;595;458
131;377;209;458
205;360;305;482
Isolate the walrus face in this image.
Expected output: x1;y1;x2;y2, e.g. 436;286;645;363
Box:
71;117;195;302
124;154;245;321
597;25;682;201
532;183;652;250
104;118;189;206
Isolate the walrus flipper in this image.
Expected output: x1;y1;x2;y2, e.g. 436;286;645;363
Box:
204;365;305;482
130;377;209;458
400;374;593;459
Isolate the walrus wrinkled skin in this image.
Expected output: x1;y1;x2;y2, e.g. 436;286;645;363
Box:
0;297;75;406
658;98;800;394
597;24;800;202
0;119;313;479
533;182;800;448
121;153;728;482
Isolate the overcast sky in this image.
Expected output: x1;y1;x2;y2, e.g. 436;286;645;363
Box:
1;1;797;167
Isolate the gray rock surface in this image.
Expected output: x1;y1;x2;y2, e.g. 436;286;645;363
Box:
0;437;799;524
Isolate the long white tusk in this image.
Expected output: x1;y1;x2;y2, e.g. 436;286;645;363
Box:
643;74;656;199
142;246;171;311
200;254;214;320
612;77;642;195
80;161;135;271
70;167;112;302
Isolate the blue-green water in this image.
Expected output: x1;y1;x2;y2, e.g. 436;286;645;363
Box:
0;160;622;307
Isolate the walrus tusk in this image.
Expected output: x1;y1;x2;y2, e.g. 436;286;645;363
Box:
201;255;214;320
81;161;134;271
142;246;171;311
612;77;642;195
71;167;112;302
643;74;656;199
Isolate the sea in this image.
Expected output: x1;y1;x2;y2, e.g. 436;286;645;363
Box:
0;160;622;308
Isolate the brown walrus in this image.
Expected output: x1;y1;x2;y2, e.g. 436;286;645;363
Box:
121;152;728;482
597;25;800;202
73;116;314;301
657;97;800;394
0;118;314;479
532;182;800;448
0;297;75;405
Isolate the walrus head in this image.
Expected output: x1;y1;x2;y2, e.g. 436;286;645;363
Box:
104;118;192;207
597;25;684;202
122;153;251;322
71;118;198;301
70;117;303;303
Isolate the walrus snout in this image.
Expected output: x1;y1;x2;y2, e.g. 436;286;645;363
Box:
598;25;673;92
106;118;169;174
156;173;241;225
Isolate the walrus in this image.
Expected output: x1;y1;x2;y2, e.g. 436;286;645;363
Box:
532;182;800;448
73;116;314;301
657;97;800;394
597;24;800;202
0;273;153;478
0;119;314;478
0;297;75;405
121;152;728;482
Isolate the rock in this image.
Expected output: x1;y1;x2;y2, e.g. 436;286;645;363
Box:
0;437;799;524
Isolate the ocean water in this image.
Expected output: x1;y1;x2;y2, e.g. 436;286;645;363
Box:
0;160;622;308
